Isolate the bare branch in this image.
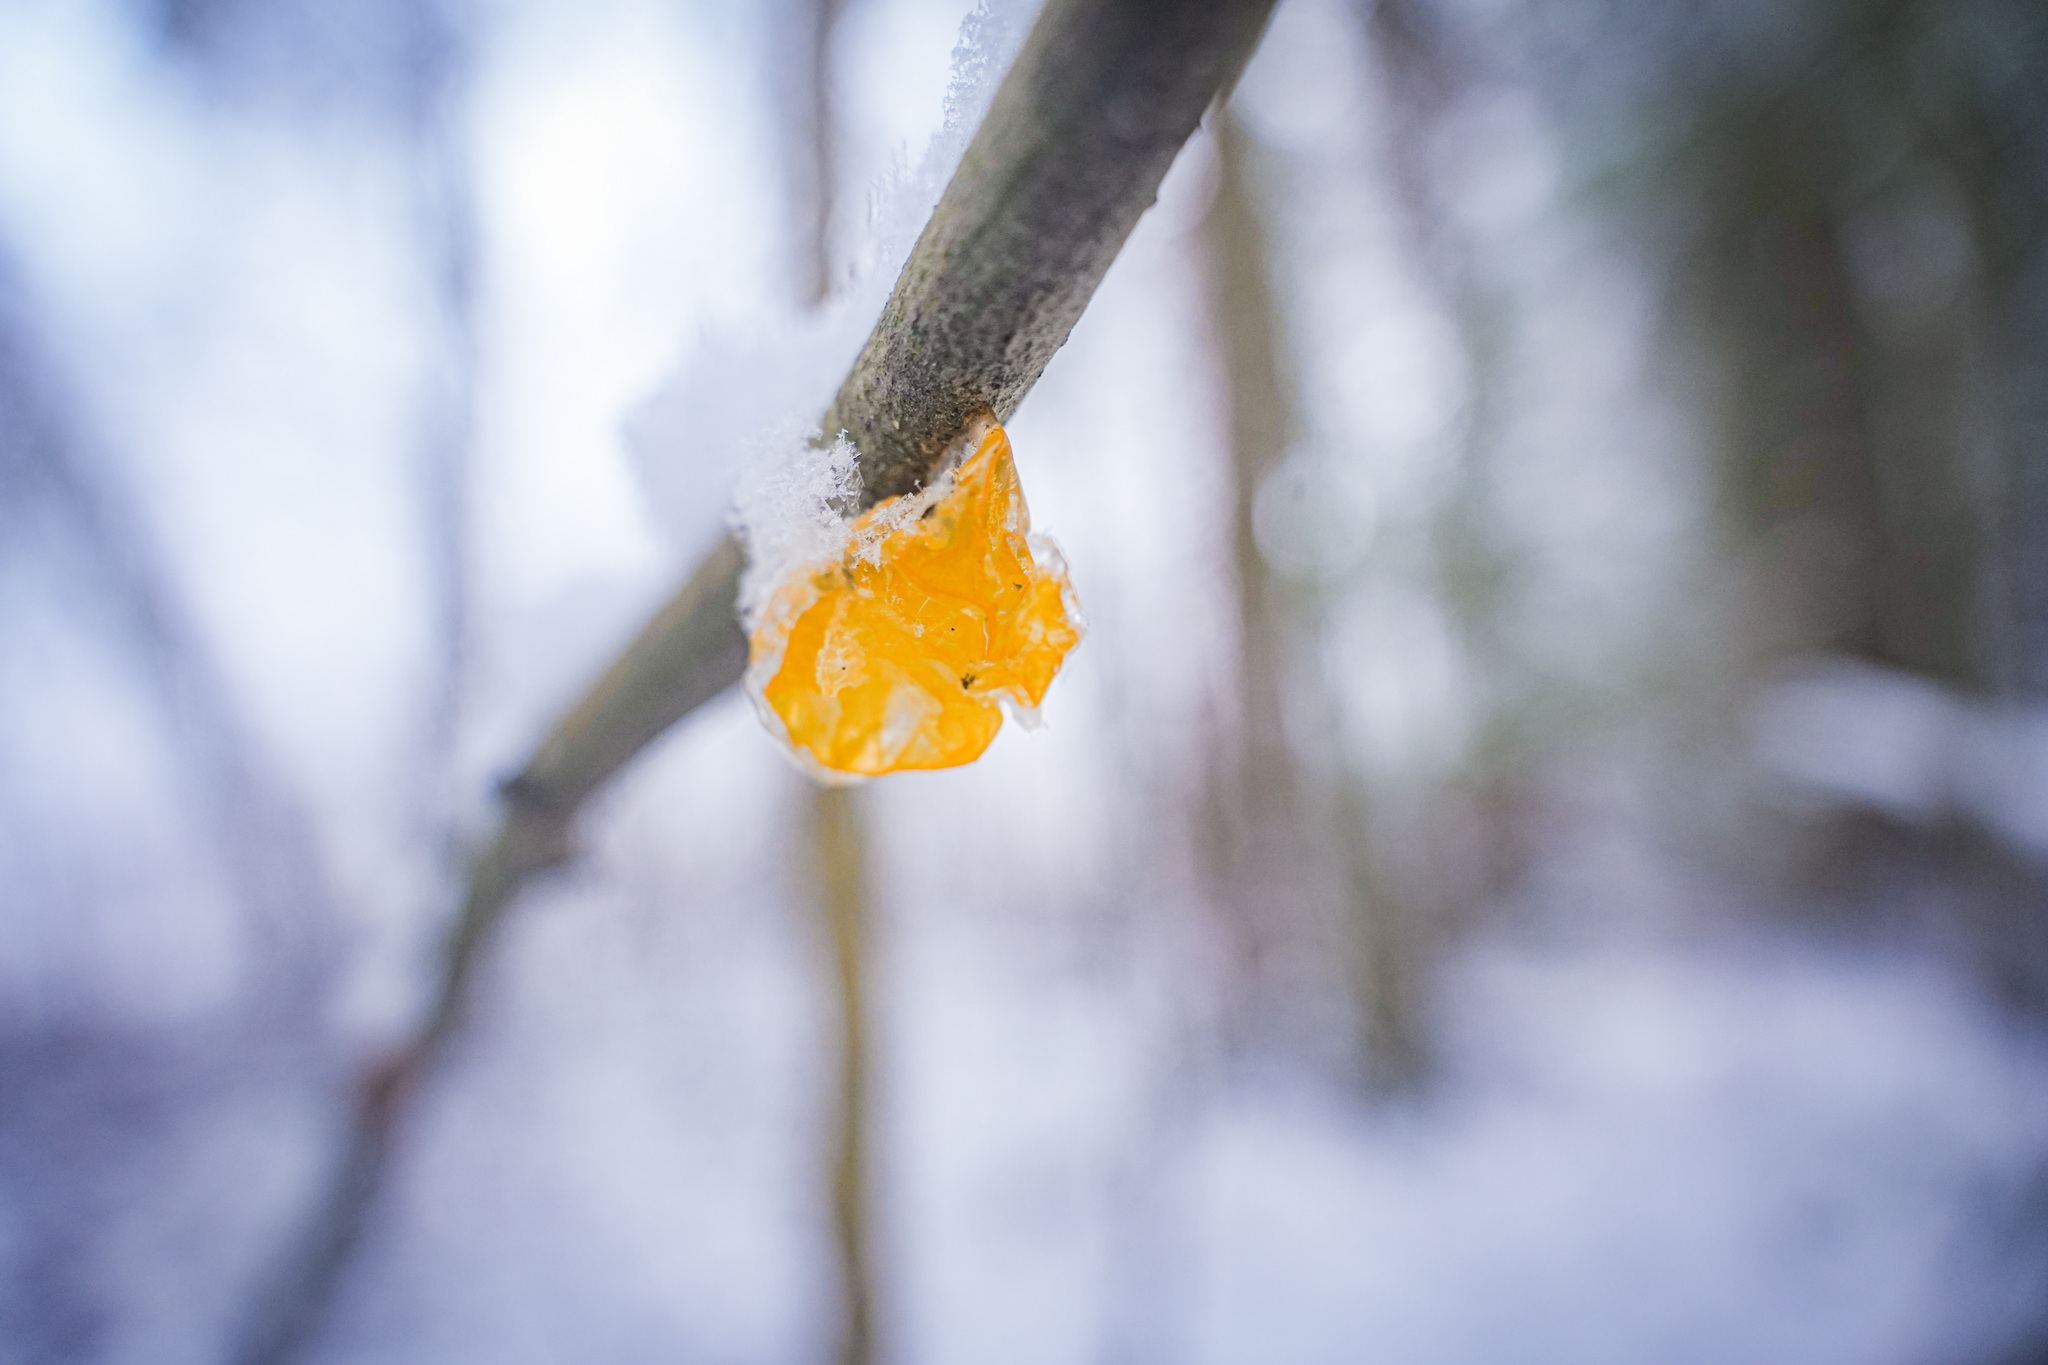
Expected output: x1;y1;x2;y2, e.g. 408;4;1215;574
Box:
502;0;1274;824
239;3;1277;1358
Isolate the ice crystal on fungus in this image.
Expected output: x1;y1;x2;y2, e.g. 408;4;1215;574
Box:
747;421;1081;779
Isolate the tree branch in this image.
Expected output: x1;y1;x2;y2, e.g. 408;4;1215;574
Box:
236;2;1276;1359
500;0;1273;825
826;0;1275;503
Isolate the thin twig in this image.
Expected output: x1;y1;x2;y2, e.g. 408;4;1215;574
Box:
811;786;876;1365
788;1;880;1357
1196;107;1307;1032
233;3;1277;1359
787;0;845;308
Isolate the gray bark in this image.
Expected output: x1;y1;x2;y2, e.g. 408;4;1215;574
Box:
825;0;1275;503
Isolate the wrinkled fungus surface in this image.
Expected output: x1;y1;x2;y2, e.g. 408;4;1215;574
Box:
748;422;1081;778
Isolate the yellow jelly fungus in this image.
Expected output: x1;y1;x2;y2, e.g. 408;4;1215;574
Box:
748;421;1081;778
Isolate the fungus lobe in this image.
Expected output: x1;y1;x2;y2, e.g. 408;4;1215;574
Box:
747;420;1081;779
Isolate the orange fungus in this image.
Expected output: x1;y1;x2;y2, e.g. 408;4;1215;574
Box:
747;420;1082;778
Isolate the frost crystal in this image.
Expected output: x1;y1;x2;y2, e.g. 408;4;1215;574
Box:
730;422;861;631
